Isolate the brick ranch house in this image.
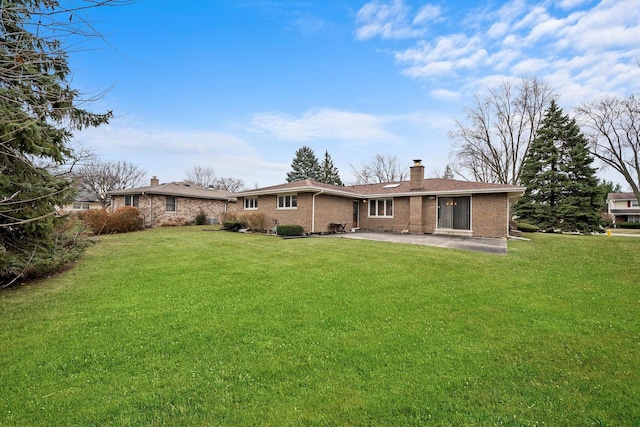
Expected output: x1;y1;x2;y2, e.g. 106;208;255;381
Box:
234;160;525;239
108;177;236;227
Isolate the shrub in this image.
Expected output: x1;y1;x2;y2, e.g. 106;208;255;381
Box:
1;217;89;287
84;209;111;235
516;222;540;233
195;210;208;226
616;222;640;229
109;207;144;233
237;212;267;232
222;221;244;231
83;207;143;235
220;211;236;223
276;224;304;236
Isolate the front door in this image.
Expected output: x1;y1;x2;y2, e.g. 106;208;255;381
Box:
353;201;359;228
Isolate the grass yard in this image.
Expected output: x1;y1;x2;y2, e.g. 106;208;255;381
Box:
1;227;639;426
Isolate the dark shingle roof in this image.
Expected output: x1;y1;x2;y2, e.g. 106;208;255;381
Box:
607;192;638;201
108;182;235;201
235;178;525;198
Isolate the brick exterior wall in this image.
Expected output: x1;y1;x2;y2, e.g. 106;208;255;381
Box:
239;193;354;233
359;197;410;232
238;191;510;238
471;193;508;238
111;195;235;227
409;195;423;233
422;197;437;233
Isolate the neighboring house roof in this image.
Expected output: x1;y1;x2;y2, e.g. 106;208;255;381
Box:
76;190;102;203
610;209;640;215
607;192;638;202
108;181;236;201
235;178;525;199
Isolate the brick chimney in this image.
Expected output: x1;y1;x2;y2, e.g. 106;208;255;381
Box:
150;176;159;186
410;159;424;190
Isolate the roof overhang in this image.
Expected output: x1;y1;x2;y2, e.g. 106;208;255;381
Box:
361;187;526;199
236;185;525;200
610;208;640;215
236;185;360;199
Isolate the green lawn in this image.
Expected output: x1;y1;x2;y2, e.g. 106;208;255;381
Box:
1;227;639;426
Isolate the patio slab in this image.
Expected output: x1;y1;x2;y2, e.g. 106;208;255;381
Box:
328;231;508;255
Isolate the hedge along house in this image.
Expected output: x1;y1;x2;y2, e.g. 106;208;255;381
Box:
234;160;525;239
108;177;236;227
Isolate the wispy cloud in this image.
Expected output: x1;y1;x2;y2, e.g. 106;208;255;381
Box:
355;0;640;104
72;124;287;186
249;108;399;142
354;0;440;40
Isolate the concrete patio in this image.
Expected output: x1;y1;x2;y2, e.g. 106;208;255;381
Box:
327;231;508;255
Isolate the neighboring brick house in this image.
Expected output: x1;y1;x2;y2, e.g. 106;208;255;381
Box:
234;160;525;239
108;177;236;227
607;192;640;225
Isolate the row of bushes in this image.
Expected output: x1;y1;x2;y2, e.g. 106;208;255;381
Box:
614;222;640;229
81;207;144;235
222;212;304;236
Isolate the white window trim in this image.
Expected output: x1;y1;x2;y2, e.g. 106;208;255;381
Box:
368;198;394;218
244;197;258;210
277;194;298;210
73;202;91;210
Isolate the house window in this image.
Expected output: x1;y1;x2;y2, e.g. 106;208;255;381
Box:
277;194;297;209
437;196;470;230
166;196;176;212
632;200;639;207
124;195;139;207
628;215;640;223
369;199;393;217
72;202;90;210
244;197;258;210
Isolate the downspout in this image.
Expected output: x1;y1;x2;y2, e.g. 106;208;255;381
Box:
311;189;324;233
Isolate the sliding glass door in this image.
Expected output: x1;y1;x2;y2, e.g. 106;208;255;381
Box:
437;196;470;230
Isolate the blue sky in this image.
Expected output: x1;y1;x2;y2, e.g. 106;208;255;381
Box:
70;0;640;188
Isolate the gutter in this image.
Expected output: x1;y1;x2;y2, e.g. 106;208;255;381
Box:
311;189;324;233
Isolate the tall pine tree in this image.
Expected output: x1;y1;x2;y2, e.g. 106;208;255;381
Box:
514;101;601;232
286;146;321;182
1;1;113;285
557;117;602;232
318;150;343;185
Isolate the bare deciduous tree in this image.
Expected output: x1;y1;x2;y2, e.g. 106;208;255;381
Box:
350;154;408;184
185;165;217;188
75;160;146;207
448;77;555;184
576;94;640;203
213;177;246;193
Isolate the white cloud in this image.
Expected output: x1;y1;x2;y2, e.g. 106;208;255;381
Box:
365;0;640;104
249;108;398;142
413;4;442;25
72;123;288;187
511;58;549;75
430;89;461;101
395;34;488;78
558;0;591;9
354;0;439;40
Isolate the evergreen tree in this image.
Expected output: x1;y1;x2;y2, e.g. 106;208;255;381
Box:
514;101;601;233
1;1;113;285
443;164;454;179
318;150;343;185
286;146;321;182
557;118;602;232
